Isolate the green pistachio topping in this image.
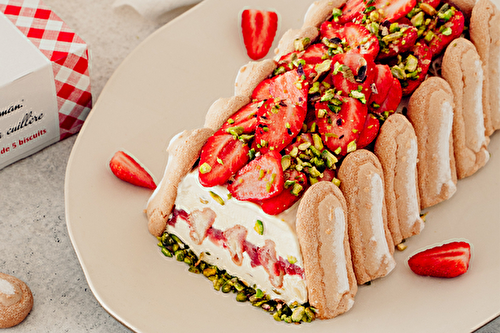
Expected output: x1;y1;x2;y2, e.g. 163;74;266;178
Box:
199;162;212;174
254;220;264;235
209;191;225;205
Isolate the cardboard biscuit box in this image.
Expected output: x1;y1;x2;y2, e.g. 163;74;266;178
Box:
0;0;92;170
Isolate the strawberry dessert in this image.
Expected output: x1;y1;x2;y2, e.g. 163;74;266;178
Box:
140;0;496;324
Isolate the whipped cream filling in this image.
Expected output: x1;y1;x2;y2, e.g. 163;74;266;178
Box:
435;99;456;194
167;171;307;304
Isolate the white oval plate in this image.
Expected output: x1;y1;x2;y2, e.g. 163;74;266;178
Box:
65;0;500;332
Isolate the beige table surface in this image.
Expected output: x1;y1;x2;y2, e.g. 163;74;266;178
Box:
0;0;498;332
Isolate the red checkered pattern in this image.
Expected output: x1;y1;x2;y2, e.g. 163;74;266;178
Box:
0;0;92;140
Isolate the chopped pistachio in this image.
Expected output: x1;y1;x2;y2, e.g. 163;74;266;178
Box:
391;65;407;80
405;54;419;72
424;30;436;42
209;191;225;205
347;140;357;153
312;133;324;151
298;142;311;151
322;150;338;168
334;147;342;155
419;2;437;15
281;155;292;171
226;126;244;136
199;162;212;174
290;146;299;158
307;166;322;178
349;90;367;104
332;177;341;187
440;26;452;36
381;31;404;43
254;220;264;235
294;37;310;51
314;59;332;75
291;182;304;196
287;255;297;264
411;11;425;27
309;81;320;94
284;180;296;188
332;8;342;21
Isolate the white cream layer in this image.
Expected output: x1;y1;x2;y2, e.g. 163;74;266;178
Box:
170;171;307;304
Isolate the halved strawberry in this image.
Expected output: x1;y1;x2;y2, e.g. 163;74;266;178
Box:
254;99;307;154
315;97;368;156
357;113;381;148
198;133;250;187
321;22;380;61
374;0;417;22
217;100;261;135
259;170;309;215
330;52;376;102
228;150;284;201
241;9;279;60
426;10;464;57
408;241;472;278
109;151;156;190
251;77;272;100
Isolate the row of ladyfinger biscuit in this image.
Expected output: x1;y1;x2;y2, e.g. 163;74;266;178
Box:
146;0;499;320
294;0;500;318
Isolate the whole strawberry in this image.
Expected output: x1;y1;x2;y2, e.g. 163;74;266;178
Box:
408;241;472;278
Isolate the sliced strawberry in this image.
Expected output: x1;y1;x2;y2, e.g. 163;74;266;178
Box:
315;97;368;156
241;9;279;60
228;150;284;201
251;77;272;100
426;10;464;57
408;241;472;278
109;151;156;190
269;70;309;107
259;170;308;215
278;43;330;67
421;0;441;8
321;22;380;61
258;239;284;288
357;113;381;148
254;99;307;154
330;52;376;102
368;64;394;109
339;0;366;24
251;70;309;107
377;20;419;60
218;100;261;134
377;76;402;114
374;0;417;22
223;225;248;266
198;133;250;187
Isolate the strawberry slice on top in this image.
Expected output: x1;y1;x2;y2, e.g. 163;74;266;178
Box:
259;169;309;215
217;100;261;135
251;69;309;107
241;9;279;60
109;151;157;190
408;241;472;278
228;150;284;201
254;98;307;155
374;0;417;22
198;133;250;187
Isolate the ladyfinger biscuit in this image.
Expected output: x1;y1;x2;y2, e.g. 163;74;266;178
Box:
302;0;347;29
234;59;276;98
204;96;250;131
374;114;425;244
406;77;457;209
273;26;319;61
0;272;33;328
470;0;500;134
296;181;357;319
147;127;214;236
442;38;490;179
337;150;396;285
